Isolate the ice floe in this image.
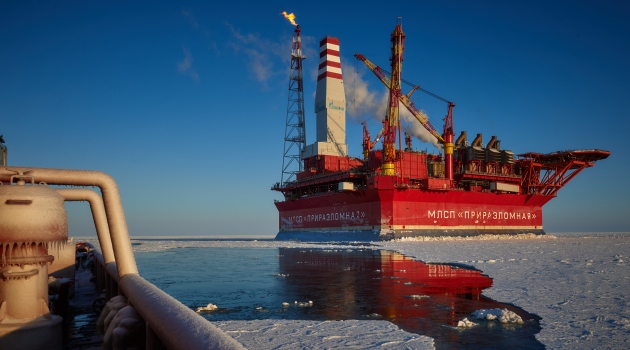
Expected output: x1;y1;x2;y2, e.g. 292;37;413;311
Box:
196;303;218;312
471;308;523;324
457;318;477;328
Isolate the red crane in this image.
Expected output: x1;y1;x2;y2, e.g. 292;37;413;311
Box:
355;21;455;182
362;121;385;159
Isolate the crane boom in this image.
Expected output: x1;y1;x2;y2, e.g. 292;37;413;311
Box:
353;21;455;183
362;122;386;158
354;54;445;143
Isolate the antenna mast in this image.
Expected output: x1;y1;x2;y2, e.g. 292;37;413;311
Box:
280;25;307;186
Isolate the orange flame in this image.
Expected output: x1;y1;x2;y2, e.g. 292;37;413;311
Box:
281;11;297;26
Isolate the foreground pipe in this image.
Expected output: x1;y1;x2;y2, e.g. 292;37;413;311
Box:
120;274;246;350
0;167;137;276
55;188;115;265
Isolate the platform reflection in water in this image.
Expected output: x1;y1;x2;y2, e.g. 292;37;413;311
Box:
278;248;542;349
137;246;543;349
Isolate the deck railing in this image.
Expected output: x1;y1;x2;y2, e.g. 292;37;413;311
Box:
90;248;244;349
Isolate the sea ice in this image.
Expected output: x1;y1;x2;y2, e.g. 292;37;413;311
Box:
382;233;630;349
78;233;630;349
215;320;433;349
457;318;477;328
196;303;218;312
471;308;523;323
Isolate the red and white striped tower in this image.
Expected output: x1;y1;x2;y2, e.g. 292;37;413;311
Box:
303;36;347;158
317;37;343;81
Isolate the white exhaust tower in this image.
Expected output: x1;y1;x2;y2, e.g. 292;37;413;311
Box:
302;36;347;158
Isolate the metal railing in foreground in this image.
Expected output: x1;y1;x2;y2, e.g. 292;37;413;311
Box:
0;166;245;350
90;249;244;349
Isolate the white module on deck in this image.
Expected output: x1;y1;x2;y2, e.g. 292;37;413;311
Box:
302;36;348;158
490;182;520;193
338;182;354;191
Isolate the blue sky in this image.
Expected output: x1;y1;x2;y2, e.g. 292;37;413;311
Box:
1;1;628;236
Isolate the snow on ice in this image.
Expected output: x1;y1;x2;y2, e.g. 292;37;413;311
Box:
457;318;477;328
215;319;433;349
382;233;630;349
195;303;218;312
471;308;523;323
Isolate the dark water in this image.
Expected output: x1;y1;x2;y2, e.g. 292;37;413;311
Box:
136;246;543;349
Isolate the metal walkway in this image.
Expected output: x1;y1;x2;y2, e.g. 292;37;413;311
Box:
62;268;103;349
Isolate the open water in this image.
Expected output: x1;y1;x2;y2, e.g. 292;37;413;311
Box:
133;238;544;349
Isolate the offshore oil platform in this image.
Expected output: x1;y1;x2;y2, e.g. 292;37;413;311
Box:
272;19;609;241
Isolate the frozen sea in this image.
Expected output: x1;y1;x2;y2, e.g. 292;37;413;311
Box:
82;232;630;349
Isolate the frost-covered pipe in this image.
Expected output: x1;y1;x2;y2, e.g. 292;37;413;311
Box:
0;166;137;276
2;166;244;348
120;274;246;350
55;188;115;265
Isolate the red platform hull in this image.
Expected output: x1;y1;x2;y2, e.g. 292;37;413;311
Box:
275;187;552;240
274;150;609;241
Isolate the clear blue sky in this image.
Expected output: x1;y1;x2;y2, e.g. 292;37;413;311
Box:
1;1;628;236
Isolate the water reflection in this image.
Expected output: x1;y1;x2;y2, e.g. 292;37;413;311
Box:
138;246;542;349
278;248;543;350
